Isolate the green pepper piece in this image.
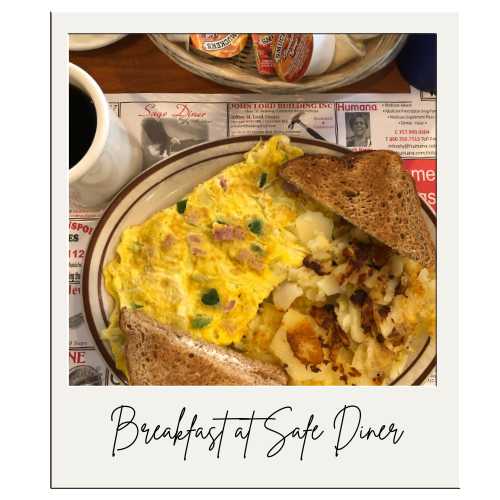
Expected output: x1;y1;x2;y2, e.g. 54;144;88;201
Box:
201;288;220;306
258;172;268;188
248;218;263;235
191;315;212;329
176;199;188;214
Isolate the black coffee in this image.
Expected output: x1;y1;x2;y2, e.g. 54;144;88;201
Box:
69;84;97;168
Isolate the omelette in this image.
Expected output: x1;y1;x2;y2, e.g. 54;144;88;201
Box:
102;135;436;385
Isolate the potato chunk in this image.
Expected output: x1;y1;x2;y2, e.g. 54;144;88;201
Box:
286;321;323;366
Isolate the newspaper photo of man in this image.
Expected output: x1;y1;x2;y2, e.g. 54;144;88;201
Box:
346;112;372;148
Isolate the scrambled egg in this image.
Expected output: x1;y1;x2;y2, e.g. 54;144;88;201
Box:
103;135;436;385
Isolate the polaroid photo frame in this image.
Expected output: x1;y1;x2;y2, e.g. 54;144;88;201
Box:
51;13;458;489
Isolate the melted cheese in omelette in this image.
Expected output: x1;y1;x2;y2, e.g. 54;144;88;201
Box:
102;135;436;385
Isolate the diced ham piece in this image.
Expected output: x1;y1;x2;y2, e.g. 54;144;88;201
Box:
185;211;198;224
219;177;228;191
162;234;176;250
232;226;246;239
187;234;205;256
213;224;246;241
235;249;264;271
223;300;236;313
191;247;205;256
187;234;201;243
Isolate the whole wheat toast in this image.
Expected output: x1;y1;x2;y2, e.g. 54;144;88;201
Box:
120;308;287;385
280;151;435;267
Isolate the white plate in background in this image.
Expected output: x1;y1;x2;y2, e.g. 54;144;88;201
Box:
69;34;127;51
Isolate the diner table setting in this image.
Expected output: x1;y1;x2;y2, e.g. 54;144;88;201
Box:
67;33;437;387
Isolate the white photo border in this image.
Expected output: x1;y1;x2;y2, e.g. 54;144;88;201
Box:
52;13;458;489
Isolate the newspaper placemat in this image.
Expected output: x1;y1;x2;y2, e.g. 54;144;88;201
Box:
69;88;436;386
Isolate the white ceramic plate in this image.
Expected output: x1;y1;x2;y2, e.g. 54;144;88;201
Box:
69;34;127;51
83;136;436;385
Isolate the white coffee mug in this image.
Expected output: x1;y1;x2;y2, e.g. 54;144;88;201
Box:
69;63;143;207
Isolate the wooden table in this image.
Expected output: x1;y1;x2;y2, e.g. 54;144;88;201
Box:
69;34;410;94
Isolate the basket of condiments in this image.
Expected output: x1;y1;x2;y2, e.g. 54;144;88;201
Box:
148;33;408;93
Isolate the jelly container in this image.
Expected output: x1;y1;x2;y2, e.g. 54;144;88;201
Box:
190;34;248;58
272;34;336;82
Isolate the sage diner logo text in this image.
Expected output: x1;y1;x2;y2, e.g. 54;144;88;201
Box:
110;405;404;460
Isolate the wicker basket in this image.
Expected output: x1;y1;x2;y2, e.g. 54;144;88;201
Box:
148;34;408;94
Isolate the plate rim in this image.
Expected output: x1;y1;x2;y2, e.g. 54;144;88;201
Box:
82;135;436;386
69;34;127;51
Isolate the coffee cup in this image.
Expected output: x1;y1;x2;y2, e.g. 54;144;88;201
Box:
69;63;143;207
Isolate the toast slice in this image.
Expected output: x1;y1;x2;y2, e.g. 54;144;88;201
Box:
280;151;435;267
120;308;287;385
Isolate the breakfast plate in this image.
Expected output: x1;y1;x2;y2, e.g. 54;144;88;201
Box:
69;34;127;51
83;135;436;385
